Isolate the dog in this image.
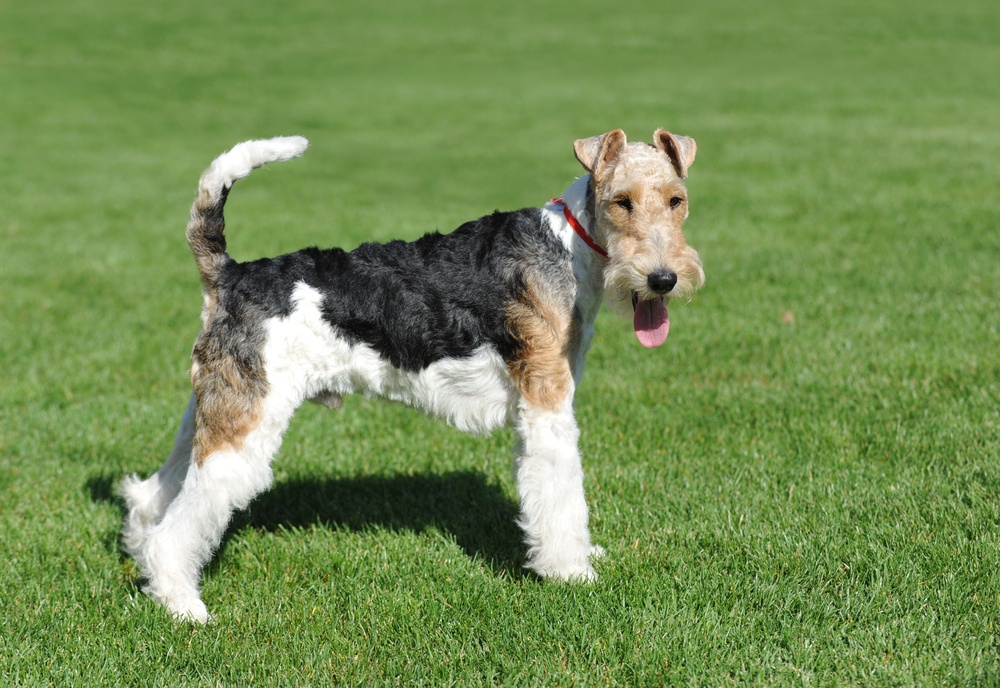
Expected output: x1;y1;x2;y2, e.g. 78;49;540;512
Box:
121;129;704;621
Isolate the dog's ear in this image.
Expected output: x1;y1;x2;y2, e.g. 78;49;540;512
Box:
654;129;697;178
574;129;627;179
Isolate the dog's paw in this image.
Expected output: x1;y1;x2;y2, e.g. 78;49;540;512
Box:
590;544;606;560
156;592;211;624
528;559;598;583
552;564;598;583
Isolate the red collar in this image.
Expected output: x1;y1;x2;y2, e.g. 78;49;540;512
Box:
551;198;608;258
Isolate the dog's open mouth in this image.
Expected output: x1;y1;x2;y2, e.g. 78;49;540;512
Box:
632;292;670;348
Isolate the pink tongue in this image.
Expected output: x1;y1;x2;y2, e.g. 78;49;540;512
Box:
633;297;670;348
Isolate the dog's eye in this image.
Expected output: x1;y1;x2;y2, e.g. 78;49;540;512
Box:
669;196;684;209
614;197;633;212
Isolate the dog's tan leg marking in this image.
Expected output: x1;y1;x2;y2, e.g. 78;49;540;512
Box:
505;272;576;411
189;344;267;467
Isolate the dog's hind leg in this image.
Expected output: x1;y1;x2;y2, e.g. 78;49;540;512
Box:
136;449;269;621
120;393;196;558
134;384;297;622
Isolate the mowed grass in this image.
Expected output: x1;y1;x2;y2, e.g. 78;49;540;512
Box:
2;0;999;684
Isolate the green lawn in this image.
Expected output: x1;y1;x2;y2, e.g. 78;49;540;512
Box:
2;0;999;684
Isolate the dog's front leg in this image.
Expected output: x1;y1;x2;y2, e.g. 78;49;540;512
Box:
514;397;597;581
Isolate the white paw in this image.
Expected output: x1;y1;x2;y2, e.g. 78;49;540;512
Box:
167;597;211;624
554;564;598;583
143;578;211;624
590;544;606;559
530;560;598;583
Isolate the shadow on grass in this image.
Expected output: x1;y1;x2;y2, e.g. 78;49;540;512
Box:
87;470;527;579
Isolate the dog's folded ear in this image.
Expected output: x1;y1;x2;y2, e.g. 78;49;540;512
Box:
654;129;697;178
574;129;627;179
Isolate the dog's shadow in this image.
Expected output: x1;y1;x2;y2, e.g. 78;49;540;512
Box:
89;469;527;579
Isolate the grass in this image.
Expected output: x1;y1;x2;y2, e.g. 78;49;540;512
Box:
2;0;999;684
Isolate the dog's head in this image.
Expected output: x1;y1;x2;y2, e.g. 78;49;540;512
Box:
573;129;705;348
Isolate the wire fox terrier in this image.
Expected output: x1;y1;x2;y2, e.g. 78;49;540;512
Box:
121;129;704;621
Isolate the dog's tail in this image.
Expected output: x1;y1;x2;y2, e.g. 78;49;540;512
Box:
186;136;309;290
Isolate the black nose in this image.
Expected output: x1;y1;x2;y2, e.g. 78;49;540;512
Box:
647;270;678;295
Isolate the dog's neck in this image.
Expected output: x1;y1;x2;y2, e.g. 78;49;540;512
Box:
557;175;593;233
544;174;605;327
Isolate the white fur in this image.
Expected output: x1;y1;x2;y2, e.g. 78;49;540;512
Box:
205;136;309;193
514;395;596;581
124;379;294;621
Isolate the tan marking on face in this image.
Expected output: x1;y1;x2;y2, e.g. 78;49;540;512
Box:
505;273;576;412
588;141;705;311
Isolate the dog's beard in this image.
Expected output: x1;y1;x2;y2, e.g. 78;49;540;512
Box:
602;263;666;347
602;250;703;349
